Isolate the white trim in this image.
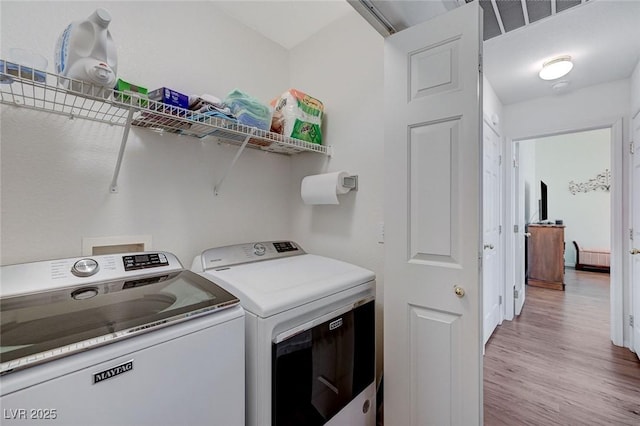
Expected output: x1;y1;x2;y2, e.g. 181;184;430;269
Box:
520;0;530;25
504;136;515;321
611;119;624;346
490;0;506;35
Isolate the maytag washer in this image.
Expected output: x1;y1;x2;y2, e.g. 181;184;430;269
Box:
1;252;245;425
192;241;376;426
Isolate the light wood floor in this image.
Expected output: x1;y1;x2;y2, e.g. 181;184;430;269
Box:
484;269;640;426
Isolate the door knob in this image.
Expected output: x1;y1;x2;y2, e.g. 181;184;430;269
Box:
454;286;465;298
524;232;531;237
631;248;640;255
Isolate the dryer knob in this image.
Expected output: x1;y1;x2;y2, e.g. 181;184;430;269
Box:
71;258;100;277
253;243;266;256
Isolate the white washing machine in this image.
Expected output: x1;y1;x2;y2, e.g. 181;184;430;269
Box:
1;252;245;425
192;241;376;426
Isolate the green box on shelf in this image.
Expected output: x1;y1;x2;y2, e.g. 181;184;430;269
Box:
114;78;148;106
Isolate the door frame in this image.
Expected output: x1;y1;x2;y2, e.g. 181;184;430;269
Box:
503;117;625;346
631;110;640;357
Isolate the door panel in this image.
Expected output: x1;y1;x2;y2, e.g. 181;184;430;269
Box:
384;2;483;425
409;119;459;263
408;306;461;426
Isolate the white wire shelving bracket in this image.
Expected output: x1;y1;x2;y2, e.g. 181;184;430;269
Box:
214;129;255;196
0;60;331;194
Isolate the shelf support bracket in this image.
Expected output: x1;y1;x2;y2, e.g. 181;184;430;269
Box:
110;107;135;193
214;129;255;196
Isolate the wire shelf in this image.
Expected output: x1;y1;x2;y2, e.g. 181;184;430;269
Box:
0;60;329;156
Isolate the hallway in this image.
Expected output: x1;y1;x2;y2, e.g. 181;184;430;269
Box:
484;269;640;425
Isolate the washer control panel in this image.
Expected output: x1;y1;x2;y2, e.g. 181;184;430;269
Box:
0;251;183;299
123;253;169;271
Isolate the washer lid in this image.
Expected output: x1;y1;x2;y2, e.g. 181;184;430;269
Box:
202;254;375;318
0;270;239;375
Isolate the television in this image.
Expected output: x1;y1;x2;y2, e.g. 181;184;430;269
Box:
539;180;548;222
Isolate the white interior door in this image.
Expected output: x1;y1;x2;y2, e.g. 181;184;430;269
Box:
384;2;483;425
515;142;526;315
632;113;640;358
483;119;501;344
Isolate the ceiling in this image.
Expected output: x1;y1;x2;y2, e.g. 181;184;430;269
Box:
484;0;640;104
214;0;640;106
354;0;588;41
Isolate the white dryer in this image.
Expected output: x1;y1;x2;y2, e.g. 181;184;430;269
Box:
192;241;376;426
1;252;245;425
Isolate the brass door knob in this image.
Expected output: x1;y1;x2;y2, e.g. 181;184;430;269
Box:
454;286;465;298
631;248;640;255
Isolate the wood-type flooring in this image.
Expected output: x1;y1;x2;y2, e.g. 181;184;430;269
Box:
484;269;640;426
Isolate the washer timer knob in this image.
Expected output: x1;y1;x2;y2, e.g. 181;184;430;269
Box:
71;258;100;277
253;243;266;256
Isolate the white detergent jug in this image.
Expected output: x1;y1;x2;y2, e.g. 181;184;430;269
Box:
54;8;117;97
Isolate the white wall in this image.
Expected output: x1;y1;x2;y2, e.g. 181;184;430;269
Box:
532;129;611;266
483;75;503;130
504;79;630;140
631;59;640;118
519;141;537;223
286;11;385;376
1;2;294;266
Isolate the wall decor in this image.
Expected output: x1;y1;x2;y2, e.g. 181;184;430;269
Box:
568;169;611;195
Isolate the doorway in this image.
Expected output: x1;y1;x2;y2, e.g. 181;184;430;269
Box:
504;121;623;339
518;128;611;272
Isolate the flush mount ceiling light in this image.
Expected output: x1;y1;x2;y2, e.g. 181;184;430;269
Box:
539;56;573;80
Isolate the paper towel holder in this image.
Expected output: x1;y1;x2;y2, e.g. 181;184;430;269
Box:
342;175;358;191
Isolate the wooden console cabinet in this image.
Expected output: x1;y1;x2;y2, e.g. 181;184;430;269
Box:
527;224;565;290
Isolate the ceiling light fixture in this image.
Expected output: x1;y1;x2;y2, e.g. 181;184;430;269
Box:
539;56;573;80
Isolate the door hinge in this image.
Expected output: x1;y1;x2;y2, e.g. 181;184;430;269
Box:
631;141;635;155
479;54;483;74
514;289;519;299
499;225;502;234
630;315;634;327
631;228;634;241
514;225;519;233
513;158;518;168
499;295;503;305
499;155;502;166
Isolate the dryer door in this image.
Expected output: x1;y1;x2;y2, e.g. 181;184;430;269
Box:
272;299;375;426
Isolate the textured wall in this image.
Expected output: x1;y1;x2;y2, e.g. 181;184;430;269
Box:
1;1;293;266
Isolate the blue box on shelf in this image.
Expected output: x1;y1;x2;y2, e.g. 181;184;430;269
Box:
148;87;189;109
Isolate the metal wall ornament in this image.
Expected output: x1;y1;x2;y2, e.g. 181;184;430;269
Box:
568;169;611;195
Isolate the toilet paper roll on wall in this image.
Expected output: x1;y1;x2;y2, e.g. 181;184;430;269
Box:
301;171;352;205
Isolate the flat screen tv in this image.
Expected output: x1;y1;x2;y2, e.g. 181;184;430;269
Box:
540;180;548;222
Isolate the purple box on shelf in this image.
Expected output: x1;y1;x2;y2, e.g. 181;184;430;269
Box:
148;87;189;109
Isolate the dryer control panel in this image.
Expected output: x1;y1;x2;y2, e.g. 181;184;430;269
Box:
199;241;305;271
